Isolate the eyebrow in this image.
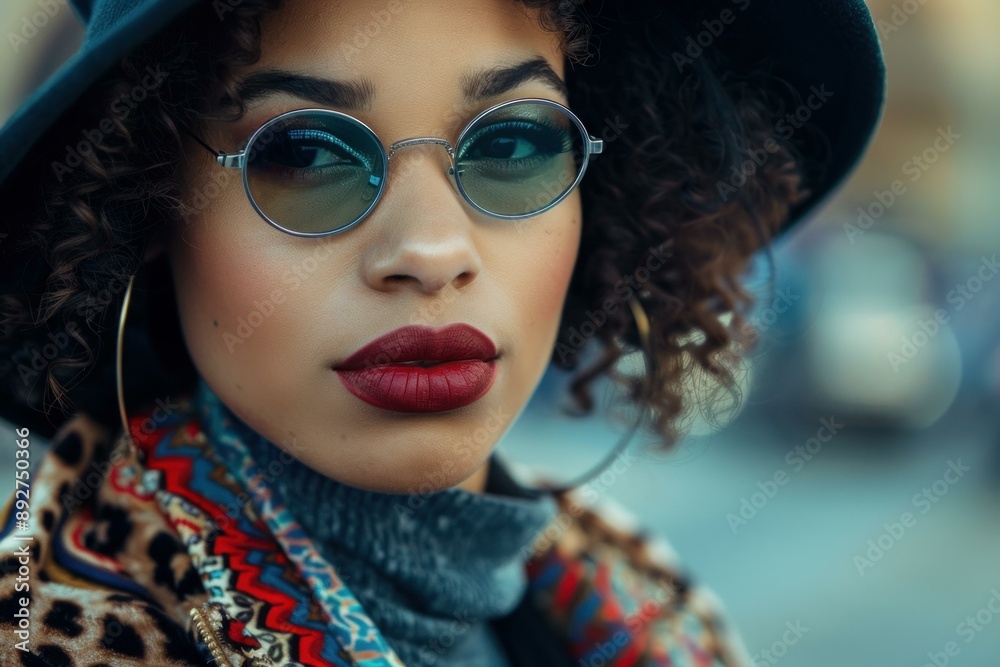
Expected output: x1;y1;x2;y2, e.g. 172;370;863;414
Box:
462;58;569;104
234;57;569;111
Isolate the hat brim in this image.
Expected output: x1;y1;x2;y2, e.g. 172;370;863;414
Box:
0;0;204;188
666;0;887;235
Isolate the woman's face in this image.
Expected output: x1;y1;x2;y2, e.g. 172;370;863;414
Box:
167;0;581;493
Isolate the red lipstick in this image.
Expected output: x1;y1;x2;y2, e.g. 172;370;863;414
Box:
332;324;499;413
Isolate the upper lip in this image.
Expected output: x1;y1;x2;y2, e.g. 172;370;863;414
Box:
333;323;499;371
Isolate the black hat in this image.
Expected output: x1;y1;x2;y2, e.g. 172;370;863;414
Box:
0;0;886;232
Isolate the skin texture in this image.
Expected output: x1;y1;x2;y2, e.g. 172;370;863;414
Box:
162;0;581;493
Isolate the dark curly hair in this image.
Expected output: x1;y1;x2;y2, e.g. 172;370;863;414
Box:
0;0;808;447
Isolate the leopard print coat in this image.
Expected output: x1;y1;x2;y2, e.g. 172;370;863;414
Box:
0;400;752;666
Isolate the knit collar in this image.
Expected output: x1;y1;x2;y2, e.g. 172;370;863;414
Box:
193;378;559;664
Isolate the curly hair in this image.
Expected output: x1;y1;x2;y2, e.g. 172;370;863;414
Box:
0;0;808;447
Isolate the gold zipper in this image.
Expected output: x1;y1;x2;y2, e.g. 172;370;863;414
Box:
190;604;237;667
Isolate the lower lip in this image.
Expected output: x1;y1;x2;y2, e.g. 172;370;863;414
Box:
334;359;497;412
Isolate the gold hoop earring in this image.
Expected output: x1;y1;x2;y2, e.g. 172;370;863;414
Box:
537;290;654;495
112;272;138;460
630;290;654;381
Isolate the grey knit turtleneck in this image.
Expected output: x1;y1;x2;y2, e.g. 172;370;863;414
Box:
195;381;559;666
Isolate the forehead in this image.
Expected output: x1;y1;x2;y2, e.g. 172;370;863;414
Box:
245;0;566;111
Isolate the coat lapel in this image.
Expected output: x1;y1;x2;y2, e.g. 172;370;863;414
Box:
133;412;383;666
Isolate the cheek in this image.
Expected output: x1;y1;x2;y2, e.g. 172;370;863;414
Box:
170;236;268;366
166;182;304;390
493;199;581;416
178;247;271;329
513;198;582;341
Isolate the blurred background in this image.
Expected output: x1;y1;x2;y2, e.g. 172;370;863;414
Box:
1;1;998;665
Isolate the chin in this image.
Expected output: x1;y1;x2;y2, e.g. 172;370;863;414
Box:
341;437;494;495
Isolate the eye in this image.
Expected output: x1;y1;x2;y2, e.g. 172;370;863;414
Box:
249;127;371;174
459;120;570;163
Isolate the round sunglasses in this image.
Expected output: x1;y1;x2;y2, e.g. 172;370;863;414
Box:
180;98;604;237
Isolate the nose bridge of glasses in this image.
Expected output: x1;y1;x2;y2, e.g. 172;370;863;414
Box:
387;137;456;163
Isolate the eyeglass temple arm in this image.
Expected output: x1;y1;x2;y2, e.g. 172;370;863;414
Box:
588;136;604;155
174;117;245;168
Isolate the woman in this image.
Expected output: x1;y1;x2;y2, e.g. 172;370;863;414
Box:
0;0;885;665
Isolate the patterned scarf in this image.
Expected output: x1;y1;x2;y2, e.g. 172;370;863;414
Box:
193;378;560;665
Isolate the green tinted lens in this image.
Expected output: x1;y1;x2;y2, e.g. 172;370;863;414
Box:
245;111;385;235
455;101;585;217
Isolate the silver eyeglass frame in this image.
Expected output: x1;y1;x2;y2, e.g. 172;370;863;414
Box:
184;97;604;238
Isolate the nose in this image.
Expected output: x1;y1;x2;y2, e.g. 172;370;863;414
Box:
360;143;482;295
